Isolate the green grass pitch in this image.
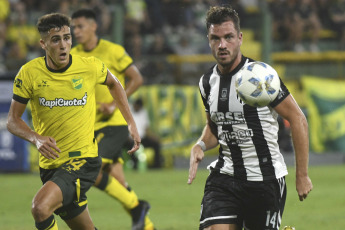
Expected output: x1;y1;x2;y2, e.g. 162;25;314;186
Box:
0;165;344;229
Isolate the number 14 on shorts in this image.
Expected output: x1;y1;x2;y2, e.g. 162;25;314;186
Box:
265;210;278;228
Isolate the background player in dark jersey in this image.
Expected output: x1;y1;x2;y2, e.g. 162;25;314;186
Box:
187;5;313;230
7;13;140;230
71;9;154;230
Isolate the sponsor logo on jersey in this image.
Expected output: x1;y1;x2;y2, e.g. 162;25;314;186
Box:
211;111;253;144
72;77;83;90
39;92;87;109
38;80;49;88
211;111;245;125
219;129;253;144
14;78;23;89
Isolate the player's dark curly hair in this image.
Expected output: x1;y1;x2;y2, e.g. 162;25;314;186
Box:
206;5;240;33
37;13;71;34
71;9;97;21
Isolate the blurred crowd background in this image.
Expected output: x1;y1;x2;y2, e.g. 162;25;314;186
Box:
1;0;345;83
1;0;345;171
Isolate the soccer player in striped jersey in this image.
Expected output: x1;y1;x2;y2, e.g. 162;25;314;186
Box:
187;5;313;230
70;9;155;230
7;13;140;230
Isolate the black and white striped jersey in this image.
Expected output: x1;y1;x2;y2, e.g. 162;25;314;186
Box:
199;56;290;181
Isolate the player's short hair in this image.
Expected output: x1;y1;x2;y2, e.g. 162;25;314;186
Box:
37;13;71;34
71;9;97;21
206;5;240;34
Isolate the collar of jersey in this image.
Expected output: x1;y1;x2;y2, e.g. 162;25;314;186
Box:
82;39;101;52
216;55;247;78
45;55;73;73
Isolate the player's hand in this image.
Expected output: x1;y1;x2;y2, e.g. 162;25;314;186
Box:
188;144;204;185
127;124;141;155
296;175;313;201
98;102;116;116
34;135;60;159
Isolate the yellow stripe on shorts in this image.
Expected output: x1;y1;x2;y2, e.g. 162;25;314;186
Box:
76;178;80;202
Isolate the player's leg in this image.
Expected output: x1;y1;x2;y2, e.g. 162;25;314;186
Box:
109;160;126;186
108;161;154;230
95;126;128;187
199;172;243;230
32;181;62;230
95;126;154;230
95;165;153;230
64;206;95;230
94;126;140;209
94;162;139;209
242;177;287;230
53;157;101;230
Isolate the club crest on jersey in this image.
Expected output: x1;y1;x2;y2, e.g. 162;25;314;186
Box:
220;88;227;101
72;77;83;90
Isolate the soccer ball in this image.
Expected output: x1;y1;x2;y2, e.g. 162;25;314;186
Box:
283;227;295;230
235;61;281;107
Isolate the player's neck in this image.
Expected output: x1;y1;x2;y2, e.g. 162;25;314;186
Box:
218;53;242;75
82;35;99;52
45;54;71;70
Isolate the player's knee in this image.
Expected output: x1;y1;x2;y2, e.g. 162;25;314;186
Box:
31;200;51;220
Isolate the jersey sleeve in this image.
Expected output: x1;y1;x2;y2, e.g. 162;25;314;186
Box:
94;57;108;84
12;66;31;104
199;75;210;112
270;77;290;108
112;45;133;73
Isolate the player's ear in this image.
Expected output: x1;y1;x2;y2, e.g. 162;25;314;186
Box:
238;32;243;46
40;39;46;50
207;35;211;48
92;20;97;32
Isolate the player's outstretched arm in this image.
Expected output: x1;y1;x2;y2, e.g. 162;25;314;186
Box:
105;70;141;154
7;100;60;159
188;113;218;185
274;94;313;201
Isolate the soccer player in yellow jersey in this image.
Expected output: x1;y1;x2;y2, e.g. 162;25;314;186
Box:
7;13;140;230
70;9;155;230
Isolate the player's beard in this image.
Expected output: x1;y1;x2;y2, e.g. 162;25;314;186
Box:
217;46;241;72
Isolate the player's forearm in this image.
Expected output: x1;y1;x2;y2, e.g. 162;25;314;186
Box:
125;77;143;98
290;114;310;177
7;117;38;145
197;123;219;151
107;78;136;126
124;66;143;98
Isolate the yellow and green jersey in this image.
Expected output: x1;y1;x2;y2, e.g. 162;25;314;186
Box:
71;39;133;130
12;55;108;169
